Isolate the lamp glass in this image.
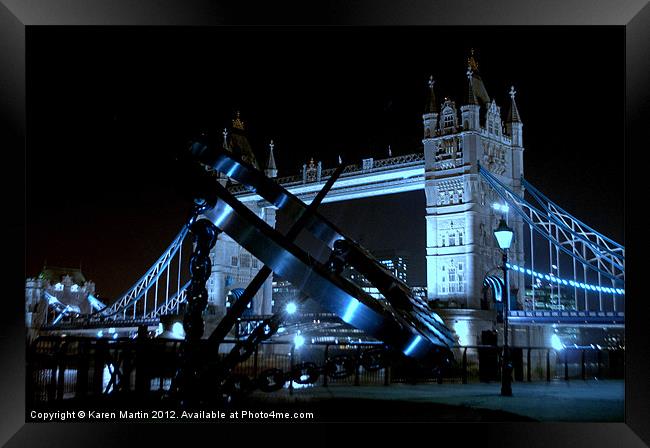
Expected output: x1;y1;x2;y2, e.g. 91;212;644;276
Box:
494;219;514;250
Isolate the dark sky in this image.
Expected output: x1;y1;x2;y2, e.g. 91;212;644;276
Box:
26;27;624;298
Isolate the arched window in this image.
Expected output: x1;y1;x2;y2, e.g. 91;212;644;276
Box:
448;265;457;293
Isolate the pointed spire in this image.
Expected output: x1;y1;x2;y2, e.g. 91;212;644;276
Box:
265;139;278;178
267;140;277;170
222;128;230;150
388;145;392;157
507;86;522;122
465;67;478;105
338;154;342;165
465;49;490;105
467;48;479;72
425;75;438;113
232;110;245;130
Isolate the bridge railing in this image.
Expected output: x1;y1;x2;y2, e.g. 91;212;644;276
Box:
228;152;425;195
27;335;624;405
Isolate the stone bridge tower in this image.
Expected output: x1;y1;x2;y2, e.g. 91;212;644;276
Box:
206;112;277;319
423;51;526;344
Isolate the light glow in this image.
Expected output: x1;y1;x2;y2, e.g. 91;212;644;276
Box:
342;299;361;323
493;219;514;250
172;322;185;338
551;334;564;351
294;334;305;348
403;335;423;356
285;302;298;314
506;262;624;295
453;320;471;346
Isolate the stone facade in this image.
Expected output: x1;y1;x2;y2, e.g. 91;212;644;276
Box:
207;204;275;316
423;54;526;327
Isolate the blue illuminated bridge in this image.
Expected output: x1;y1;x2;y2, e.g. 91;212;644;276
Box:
40;152;624;337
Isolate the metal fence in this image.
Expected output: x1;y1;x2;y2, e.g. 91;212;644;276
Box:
27;336;624;404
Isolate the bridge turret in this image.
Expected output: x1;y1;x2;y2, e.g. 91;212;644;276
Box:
423;49;528;348
505;85;523;147
423;75;439;138
460;67;481;131
226;111;259;169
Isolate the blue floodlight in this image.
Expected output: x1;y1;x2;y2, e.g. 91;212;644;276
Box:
172;322;185;339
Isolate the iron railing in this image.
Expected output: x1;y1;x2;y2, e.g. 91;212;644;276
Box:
27;335;624;405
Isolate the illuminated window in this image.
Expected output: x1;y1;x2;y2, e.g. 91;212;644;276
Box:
54;283;63;291
443;113;454;128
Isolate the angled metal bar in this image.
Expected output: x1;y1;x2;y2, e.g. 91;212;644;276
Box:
197;150;346;250
200;180;455;360
203;150;444;329
208;163;346;344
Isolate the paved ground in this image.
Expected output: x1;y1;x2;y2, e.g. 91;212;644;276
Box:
245;380;624;421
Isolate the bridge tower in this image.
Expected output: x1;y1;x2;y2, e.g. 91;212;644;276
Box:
207;113;275;320
423;51;526;344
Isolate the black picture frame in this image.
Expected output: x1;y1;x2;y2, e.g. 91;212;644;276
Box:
2;1;648;446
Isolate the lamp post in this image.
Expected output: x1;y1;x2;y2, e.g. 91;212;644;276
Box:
494;218;514;397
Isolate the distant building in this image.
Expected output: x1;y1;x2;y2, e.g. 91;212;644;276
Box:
345;249;410;300
375;249;409;284
25;266;97;333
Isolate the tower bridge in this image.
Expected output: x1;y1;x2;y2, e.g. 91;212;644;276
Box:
29;52;624;355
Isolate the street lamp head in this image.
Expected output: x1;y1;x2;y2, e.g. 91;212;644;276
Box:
494;218;514;250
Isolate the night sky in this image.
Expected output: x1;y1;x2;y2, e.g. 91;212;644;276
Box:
26;27;624;298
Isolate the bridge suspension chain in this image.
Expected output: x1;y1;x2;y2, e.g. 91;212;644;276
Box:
479;165;624;284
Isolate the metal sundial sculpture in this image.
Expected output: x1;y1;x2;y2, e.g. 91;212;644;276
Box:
174;136;456;403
